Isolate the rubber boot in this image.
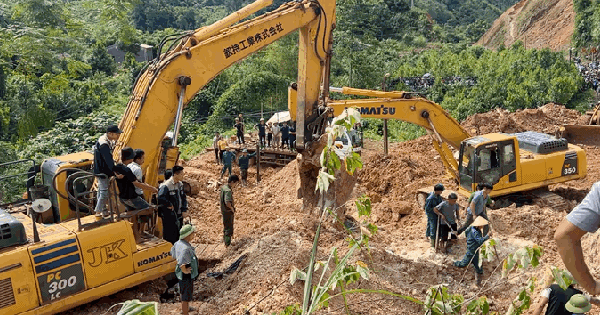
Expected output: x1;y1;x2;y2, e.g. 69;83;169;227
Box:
430;238;435;248
476;273;483;287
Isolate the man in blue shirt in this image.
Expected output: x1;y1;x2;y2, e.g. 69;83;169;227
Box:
453;216;492;287
458;183;493;236
221;149;236;180
425;183;444;248
237;149;256;186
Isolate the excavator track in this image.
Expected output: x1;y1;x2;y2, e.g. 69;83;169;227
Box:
532;190;571;213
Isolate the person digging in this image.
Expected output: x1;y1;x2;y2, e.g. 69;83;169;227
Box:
433;192;460;254
452;216;492;287
425;183;445;248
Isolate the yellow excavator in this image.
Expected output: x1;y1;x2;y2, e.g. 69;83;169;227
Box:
313;86;587;209
0;0;337;313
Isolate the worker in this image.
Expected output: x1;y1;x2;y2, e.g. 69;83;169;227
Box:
234;117;245;145
424;183;444;248
93;124;122;217
458;183;493;236
170;224;198;315
433;192;460;253
158;166;188;244
555;181;600;295
467;183;495;208
531;271;600;315
255;118;266;148
213;132;221;164
113;147;158;210
453;216;492;287
237;149;256;186
220;149;236;180
281;121;290;150
220;175;240;247
128;149;145;198
266;122;273;148
272;122;281;150
218;136;228;164
289;123;296;150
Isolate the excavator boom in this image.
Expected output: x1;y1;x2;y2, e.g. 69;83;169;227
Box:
117;0;335;188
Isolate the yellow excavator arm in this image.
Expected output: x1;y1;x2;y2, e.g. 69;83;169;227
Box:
116;0;336;188
326;87;470;179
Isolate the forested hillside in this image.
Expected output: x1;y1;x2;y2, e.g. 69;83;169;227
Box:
0;0;590;170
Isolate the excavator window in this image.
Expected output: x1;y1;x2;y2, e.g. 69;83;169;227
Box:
476;146;502;184
503;144;515;165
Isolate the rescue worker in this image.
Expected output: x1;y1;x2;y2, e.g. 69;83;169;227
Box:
433;192;460;253
213;132;221;164
255;118;266;148
237;149;256;186
555;181;600;295
531;271;600;315
458;183;493;236
272;122;281;149
220;149;236;180
113;147;157;211
93;124;122;217
158;166;189;244
218;136;228;164
220;175;239;247
453;216;492;287
234;117;245;145
128;149;145;198
468;183;495;208
424;183;444;248
170;224;198;315
266;122;273;148
281;121;290;149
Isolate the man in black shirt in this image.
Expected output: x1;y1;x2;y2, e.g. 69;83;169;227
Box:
234;118;245;144
532;280;600;315
113;147;158;210
280;121;290;149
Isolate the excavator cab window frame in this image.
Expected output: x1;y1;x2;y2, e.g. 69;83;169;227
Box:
458;142;475;191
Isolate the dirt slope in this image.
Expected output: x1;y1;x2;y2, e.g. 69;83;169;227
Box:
477;0;574;51
61;104;600;314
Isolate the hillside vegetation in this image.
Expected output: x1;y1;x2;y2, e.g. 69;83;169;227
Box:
0;0;592;166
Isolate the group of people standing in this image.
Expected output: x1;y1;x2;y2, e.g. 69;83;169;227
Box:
424;182;494;287
93;125;189;245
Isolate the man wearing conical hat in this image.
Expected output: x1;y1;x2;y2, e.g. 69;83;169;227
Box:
453;216;492;287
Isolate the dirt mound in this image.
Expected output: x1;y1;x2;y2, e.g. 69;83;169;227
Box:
62;104;600;315
477;0;574;51
461;104;588;135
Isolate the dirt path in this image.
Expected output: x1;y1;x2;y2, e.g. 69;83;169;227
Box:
61;104;600;314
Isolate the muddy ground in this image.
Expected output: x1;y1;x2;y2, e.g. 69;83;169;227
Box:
62;104;600;314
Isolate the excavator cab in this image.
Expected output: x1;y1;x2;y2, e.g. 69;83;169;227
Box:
458;136;519;193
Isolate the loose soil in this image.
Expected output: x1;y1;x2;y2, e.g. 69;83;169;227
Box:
477;0;574;51
61;104;600;314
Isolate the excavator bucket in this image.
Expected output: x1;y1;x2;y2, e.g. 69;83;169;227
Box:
560;125;600;146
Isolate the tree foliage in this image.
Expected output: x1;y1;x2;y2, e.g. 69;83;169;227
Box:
395;43;584;120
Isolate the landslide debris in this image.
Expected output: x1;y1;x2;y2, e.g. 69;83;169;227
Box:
61;104;600;315
477;0;574;51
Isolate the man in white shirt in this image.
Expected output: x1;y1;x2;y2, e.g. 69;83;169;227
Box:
128;149;145;197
